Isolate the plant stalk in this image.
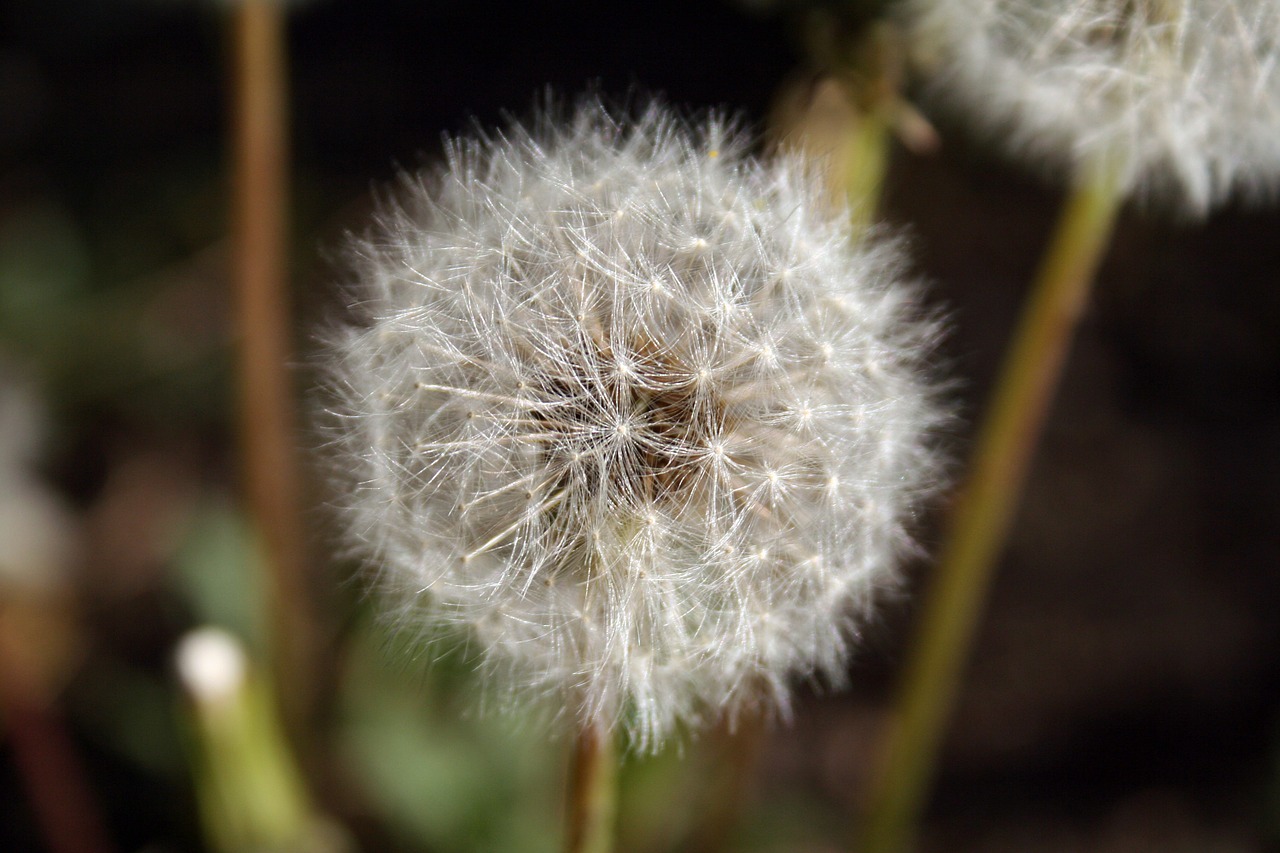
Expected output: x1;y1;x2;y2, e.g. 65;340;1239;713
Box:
858;163;1123;853
844;103;892;241
179;629;318;853
565;721;618;853
229;0;315;736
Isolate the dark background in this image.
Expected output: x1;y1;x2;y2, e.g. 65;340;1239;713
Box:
1;0;1278;850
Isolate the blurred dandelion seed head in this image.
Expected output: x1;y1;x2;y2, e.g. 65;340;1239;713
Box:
910;0;1280;214
322;98;946;747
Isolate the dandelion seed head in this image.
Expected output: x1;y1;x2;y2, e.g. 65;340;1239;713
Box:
910;0;1280;214
322;98;946;747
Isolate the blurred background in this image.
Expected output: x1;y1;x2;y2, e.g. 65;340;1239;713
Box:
1;0;1278;851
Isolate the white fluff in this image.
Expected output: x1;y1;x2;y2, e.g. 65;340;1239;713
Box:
321;100;946;747
910;0;1280;215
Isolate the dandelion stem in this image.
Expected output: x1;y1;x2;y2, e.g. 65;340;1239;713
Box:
565;721;618;853
178;629;320;853
858;161;1122;853
774;28;897;237
228;0;317;738
845;103;892;241
839;22;905;238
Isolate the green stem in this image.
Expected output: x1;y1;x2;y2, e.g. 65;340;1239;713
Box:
565;722;618;853
844;103;892;242
857;162;1123;853
180;629;321;853
838;20;901;241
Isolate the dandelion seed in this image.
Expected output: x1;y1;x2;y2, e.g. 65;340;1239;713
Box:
910;0;1280;214
320;97;947;747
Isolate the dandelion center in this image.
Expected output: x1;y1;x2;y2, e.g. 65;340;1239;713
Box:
522;328;734;513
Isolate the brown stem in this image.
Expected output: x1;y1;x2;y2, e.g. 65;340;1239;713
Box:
228;0;316;737
565;721;617;853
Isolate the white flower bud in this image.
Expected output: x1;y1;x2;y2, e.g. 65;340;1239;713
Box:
909;0;1280;215
321;99;946;747
175;627;247;708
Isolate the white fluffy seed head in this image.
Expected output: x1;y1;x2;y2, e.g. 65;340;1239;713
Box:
908;0;1280;215
321;98;947;748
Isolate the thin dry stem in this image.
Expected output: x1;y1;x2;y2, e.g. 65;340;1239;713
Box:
565;722;617;853
229;0;315;734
